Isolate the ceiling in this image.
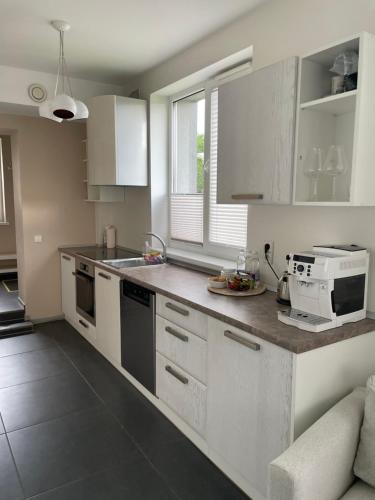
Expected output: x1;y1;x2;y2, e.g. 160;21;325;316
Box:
0;0;265;86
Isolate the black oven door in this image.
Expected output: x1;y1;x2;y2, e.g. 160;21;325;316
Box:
75;271;95;325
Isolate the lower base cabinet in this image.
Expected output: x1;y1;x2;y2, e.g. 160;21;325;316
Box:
206;318;294;499
156;352;207;436
95;268;121;364
60;253;76;324
60;275;375;500
75;313;97;343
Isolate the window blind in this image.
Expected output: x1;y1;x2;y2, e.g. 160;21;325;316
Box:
170;193;203;244
208;89;248;248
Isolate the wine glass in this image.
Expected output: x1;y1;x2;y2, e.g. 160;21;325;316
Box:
303;147;324;201
323;145;347;201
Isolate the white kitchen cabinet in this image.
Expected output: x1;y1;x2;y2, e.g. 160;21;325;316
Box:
156;315;207;384
156;352;207;436
76;312;97;344
217;57;297;205
95;268;122;364
156;294;208;340
60;253;76;325
294;32;375;205
206;318;294;499
87;95;147;186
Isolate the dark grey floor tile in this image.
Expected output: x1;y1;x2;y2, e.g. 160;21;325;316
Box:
9;405;141;497
28;458;177;500
107;393;185;454
69;347;139;402
0;348;71;389
0;434;24;500
0;370;100;432
37;321;95;359
0;414;5;434
146;438;248;500
0;332;55;358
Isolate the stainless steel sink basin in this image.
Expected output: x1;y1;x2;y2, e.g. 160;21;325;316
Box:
102;257;149;269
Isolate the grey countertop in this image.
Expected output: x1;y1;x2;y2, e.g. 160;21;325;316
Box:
60;246;375;354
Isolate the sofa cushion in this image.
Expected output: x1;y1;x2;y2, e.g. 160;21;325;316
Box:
340;480;375;499
354;378;375;488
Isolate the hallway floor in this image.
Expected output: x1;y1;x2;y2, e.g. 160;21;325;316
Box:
0;321;248;500
0;273;22;318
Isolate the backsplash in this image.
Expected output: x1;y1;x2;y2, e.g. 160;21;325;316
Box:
249;205;375;313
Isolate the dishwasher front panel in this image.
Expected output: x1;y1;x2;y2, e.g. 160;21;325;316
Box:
121;281;156;394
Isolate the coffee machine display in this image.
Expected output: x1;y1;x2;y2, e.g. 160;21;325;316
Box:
278;245;369;332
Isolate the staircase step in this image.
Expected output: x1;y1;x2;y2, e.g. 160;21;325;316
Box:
0;310;25;325
0;321;34;339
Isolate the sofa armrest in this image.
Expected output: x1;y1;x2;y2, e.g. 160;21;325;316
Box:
268;387;366;500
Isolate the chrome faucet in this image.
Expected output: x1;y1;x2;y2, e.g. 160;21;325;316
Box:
145;232;167;262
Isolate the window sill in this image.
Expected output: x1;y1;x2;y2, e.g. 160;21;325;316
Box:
166;247;236;273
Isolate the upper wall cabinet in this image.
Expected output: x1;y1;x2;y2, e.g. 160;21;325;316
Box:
87;95;147;186
294;32;375;205
217;57;298;205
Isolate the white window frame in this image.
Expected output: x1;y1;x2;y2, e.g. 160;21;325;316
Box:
168;70;251;260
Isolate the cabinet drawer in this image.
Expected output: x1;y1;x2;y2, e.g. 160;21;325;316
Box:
75;313;97;343
156;352;207;436
156;315;207;384
156;294;208;340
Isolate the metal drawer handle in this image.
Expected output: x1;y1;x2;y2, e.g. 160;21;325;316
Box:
98;272;111;280
231;194;263;200
165;326;188;342
165;365;189;385
224;330;260;351
79;319;89;329
165;302;189;316
62;255;71;261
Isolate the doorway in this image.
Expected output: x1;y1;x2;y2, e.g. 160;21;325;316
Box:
0;135;29;334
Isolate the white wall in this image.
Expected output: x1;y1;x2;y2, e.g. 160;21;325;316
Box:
0;64;124;111
98;0;375;311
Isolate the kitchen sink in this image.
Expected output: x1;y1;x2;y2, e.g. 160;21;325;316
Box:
102;257;150;269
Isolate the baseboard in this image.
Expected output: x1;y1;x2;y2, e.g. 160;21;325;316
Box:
32;314;65;324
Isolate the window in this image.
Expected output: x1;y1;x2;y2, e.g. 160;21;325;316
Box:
170;81;248;258
0;139;6;224
170;90;205;244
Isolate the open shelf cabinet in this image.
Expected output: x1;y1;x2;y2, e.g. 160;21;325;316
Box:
82;138;125;202
293;32;375;205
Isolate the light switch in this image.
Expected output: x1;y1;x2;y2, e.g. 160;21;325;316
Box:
34;235;43;243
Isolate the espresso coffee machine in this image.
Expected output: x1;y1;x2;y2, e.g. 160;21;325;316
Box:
278;245;369;332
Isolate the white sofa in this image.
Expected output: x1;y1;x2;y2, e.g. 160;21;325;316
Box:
268;387;375;500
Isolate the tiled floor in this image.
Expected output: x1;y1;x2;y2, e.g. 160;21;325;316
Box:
0;321;248;500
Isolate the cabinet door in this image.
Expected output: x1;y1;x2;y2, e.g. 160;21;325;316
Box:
87;95;117;185
60;254;76;324
217;57;297;205
95;268;121;364
156;352;207;436
206;318;293;497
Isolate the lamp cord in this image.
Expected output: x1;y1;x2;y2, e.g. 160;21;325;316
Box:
54;30;73;98
265;253;279;281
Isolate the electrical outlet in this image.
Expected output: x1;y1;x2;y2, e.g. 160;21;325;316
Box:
263;241;274;264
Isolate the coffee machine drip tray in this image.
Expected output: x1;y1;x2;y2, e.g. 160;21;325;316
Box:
278;308;334;333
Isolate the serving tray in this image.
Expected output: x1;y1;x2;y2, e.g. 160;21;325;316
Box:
207;283;267;297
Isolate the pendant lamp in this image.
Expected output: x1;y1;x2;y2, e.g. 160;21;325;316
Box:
39;20;89;122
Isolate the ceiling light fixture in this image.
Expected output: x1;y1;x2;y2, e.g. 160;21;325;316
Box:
39;20;89;123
